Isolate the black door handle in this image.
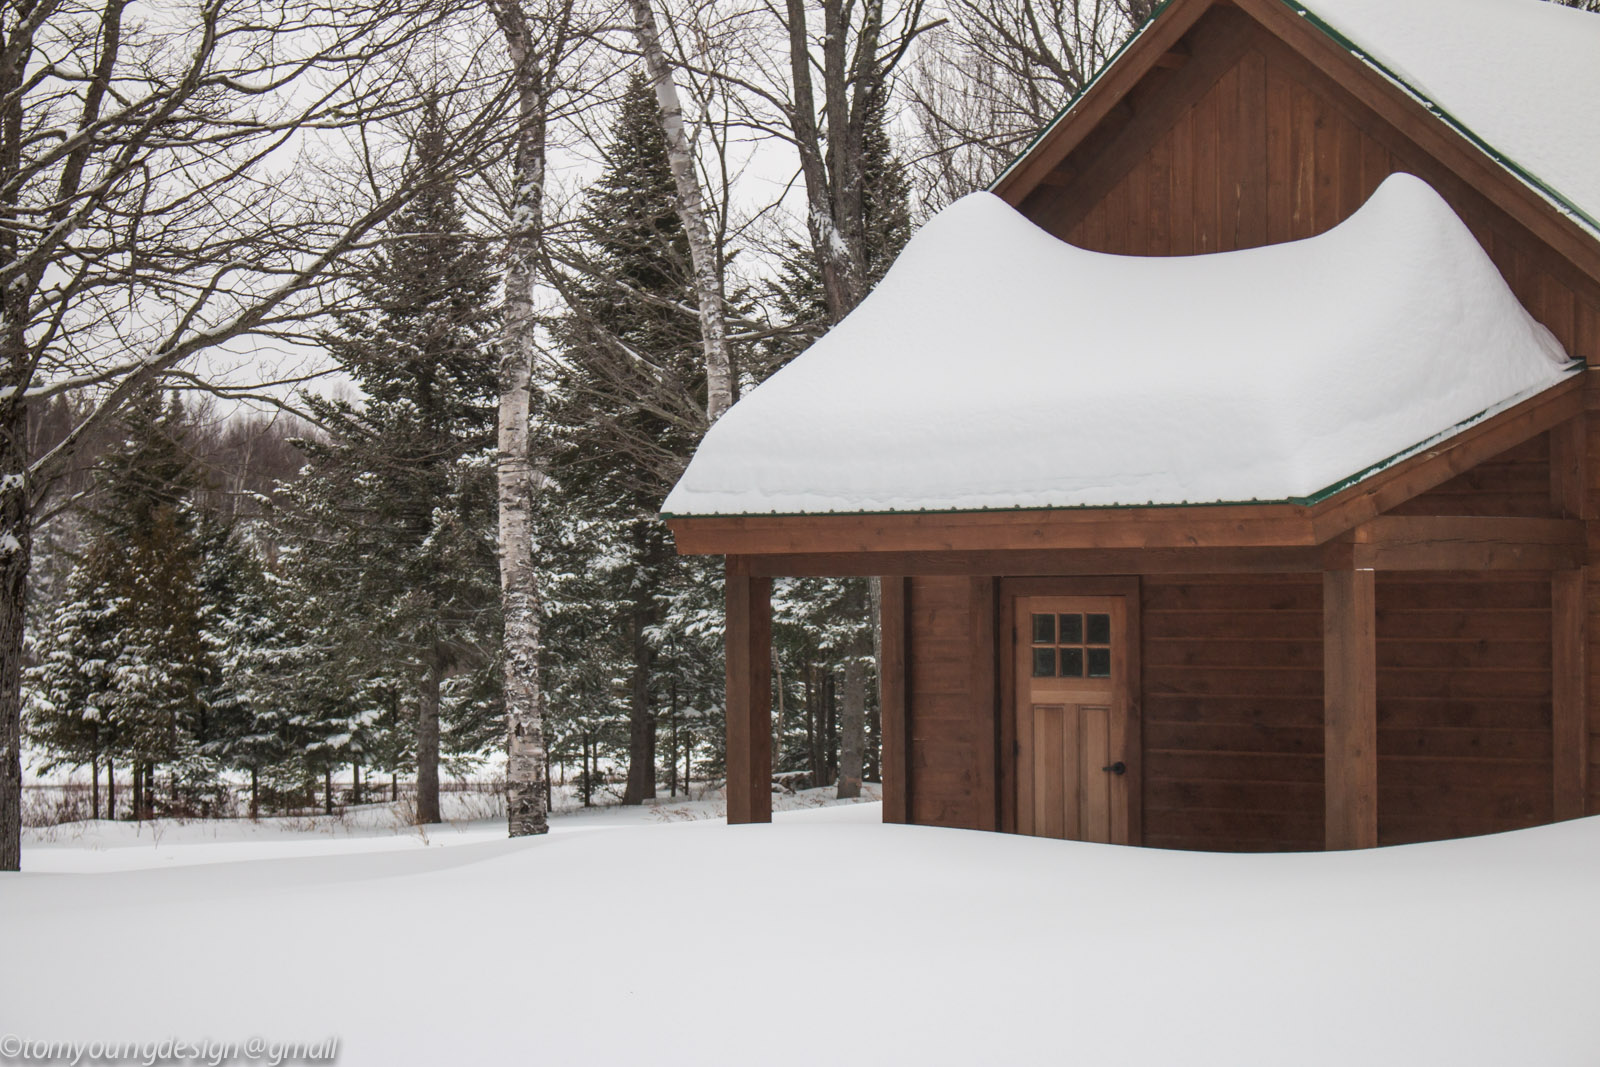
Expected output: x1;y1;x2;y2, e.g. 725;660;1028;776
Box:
1102;761;1126;775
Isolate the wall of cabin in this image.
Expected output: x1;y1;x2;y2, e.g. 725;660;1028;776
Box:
1140;574;1323;851
896;441;1566;849
1376;573;1554;844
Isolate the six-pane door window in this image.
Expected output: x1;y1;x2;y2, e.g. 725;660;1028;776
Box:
1030;613;1112;679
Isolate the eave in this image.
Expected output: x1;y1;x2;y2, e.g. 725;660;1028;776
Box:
665;372;1585;567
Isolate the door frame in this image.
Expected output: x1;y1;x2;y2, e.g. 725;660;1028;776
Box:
998;577;1142;842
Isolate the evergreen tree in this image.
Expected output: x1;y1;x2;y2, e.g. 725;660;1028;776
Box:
289;104;502;824
541;74;720;805
25;387;213;817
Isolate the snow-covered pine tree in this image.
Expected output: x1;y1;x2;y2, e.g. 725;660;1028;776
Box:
293;105;502;825
542;73;722;806
25;387;213;818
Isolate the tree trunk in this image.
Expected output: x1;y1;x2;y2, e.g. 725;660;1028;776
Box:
629;0;735;421
391;773;398;803
837;657;866;799
352;761;362;805
131;761;143;824
415;653;443;825
324;767;334;816
249;767;258;820
623;610;656;805
106;756;116;821
825;672;837;787
91;754;100;821
0;446;26;869
491;0;559;839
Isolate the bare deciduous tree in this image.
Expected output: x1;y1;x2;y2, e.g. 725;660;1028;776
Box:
906;0;1144;206
0;0;506;872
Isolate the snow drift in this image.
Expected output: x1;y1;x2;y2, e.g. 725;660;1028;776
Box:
664;173;1575;517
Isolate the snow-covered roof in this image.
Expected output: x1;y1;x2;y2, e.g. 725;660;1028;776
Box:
1301;0;1600;237
663;174;1576;518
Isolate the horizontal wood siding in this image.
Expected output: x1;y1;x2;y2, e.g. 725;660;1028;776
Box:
1141;575;1325;852
1022;8;1600;365
1388;434;1553;518
1376;573;1553;844
906;577;987;829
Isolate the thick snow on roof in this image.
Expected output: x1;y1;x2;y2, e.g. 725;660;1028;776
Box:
664;174;1574;517
1303;0;1600;235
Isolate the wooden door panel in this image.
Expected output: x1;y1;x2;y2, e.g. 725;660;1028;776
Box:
1015;594;1132;844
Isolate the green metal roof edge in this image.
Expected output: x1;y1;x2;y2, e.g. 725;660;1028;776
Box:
985;0;1176;193
1278;0;1599;238
660;368;1584;523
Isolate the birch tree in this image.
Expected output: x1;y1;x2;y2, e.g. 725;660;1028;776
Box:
0;0;505;872
489;0;583;838
628;0;734;422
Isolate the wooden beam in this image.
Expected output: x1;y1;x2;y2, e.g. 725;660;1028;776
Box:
1553;569;1588;821
1341;516;1586;572
878;577;911;824
1324;567;1377;850
666;378;1581;560
724;565;772;824
1551;418;1587;519
672;506;1319;556
731;545;1333;578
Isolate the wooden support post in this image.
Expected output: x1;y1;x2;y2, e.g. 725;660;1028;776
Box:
725;563;772;824
1550;416;1589;820
1324;568;1377;850
1553;569;1588;821
879;577;910;824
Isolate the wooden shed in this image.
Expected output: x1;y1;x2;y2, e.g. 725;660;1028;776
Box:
664;0;1600;851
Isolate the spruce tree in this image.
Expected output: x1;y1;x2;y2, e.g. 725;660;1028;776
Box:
290;105;501;825
541;74;717;805
26;387;213;817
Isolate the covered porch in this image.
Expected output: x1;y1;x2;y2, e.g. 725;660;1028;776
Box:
674;377;1591;850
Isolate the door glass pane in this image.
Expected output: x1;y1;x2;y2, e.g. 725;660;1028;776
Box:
1058;613;1083;644
1032;648;1057;677
1086;613;1112;644
1060;648;1084;677
1031;613;1055;644
1088;648;1112;678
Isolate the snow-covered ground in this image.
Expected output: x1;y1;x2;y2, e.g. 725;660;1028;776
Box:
5;801;1600;1065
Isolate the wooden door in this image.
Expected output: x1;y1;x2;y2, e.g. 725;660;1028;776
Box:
1015;596;1133;844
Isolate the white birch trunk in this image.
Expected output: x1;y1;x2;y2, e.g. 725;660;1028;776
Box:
629;0;735;422
492;0;553;838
